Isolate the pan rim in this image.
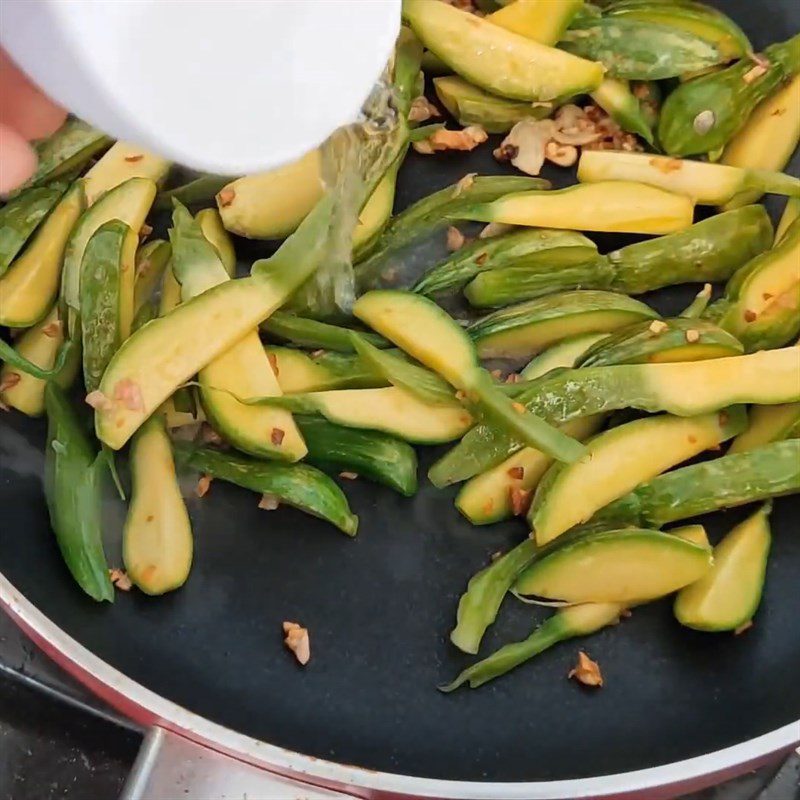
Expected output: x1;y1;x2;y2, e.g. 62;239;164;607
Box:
2;571;798;798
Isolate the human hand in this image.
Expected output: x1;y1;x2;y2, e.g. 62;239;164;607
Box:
0;48;67;194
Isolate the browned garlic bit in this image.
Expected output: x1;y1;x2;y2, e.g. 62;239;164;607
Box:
283;621;311;665
442;0;481;14
544;141;578;168
200;423;223;445
42;320;62;338
0;372;21;393
85;390;114;411
494;119;556;176
650;156;683;174
568;651;604;687
649;320;669;335
109;568;132;591
743;65;767;84
479;221;515;239
685;329;701;343
124;154;144;163
412;125;488;155
509;486;532;517
113;378;145;411
452;171;477;197
217;188;236;207
408;95;441;124
259;493;280;510
339;471;359;480
446;226;466;251
196;474;213;498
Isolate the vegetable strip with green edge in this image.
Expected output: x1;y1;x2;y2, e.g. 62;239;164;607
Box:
414;228;599;298
577;151;800;205
403;0;603;101
451;540;539;654
0;182;69;274
458;182;695;236
580;440;800;532
155;174;237;210
171;201;306;462
450;206;772;306
44;383;114;602
297;416;418;497
262;312;390;352
430;347;800;485
433;75;556;134
603;0;751;61
94;195;335;450
173;443;359;536
575;318;743;367
349;332;455;406
353;291;586;463
451;440;799;653
124;415;193;595
560;17;725;80
658;33;800;156
79;221;127;392
0;337;79;382
355;175;550;291
444;603;623;690
6;119;110;198
710;216;800;352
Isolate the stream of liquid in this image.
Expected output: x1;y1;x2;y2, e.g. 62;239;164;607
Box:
291;71;405;319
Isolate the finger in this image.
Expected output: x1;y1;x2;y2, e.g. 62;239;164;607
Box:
0;123;37;193
0;49;67;141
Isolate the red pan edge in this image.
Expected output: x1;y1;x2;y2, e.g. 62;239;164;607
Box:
2;573;797;800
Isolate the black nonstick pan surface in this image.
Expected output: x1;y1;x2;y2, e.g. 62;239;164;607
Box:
1;0;799;784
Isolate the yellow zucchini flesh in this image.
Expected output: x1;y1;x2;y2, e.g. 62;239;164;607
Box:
462;182;695;235
123;416;193;595
530;408;747;545
403;0;603;102
674;504;771;631
0;184;84;328
516;529;713;603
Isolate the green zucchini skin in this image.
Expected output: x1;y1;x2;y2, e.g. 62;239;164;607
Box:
172;443;359;536
44;383;114;602
576;318;743;367
297;416;418;497
442;602;622;689
414;228;598;298
560;17;724;80
582;439;800;531
80;221;127;392
606;204;774;294
658;33;800;156
449;440;798;654
0;182;69;274
713;215;800;352
354;176;549;292
0;337;79;382
7;119;111;198
261;312;390;352
429;348;799;486
468;290;659;359
604;0;751;60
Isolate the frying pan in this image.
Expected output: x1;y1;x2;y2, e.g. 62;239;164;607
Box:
1;1;799;796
